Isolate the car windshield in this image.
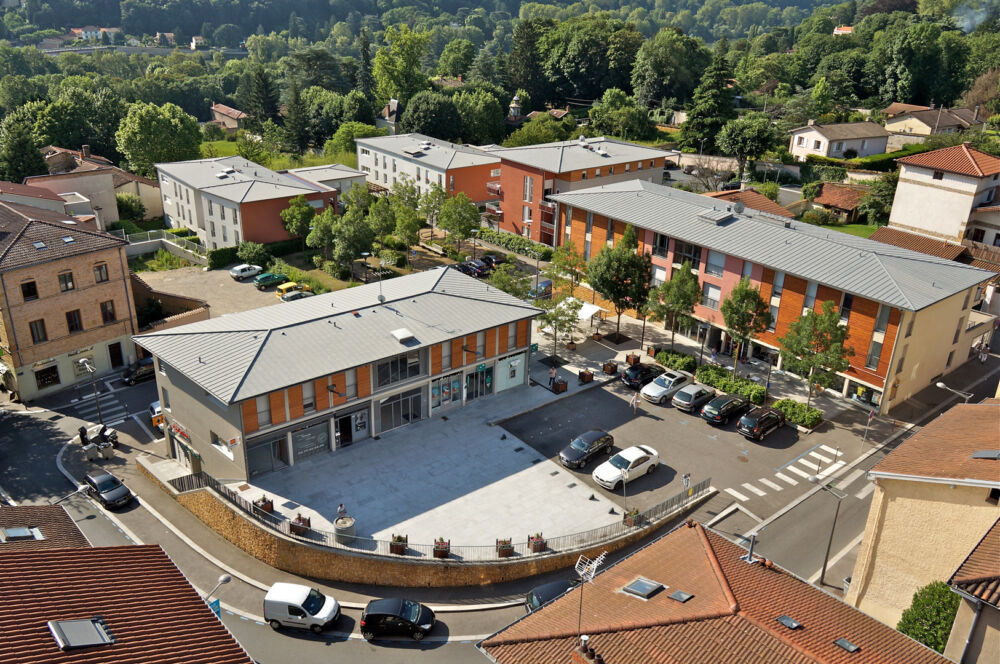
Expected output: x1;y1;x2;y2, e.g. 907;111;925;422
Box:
609;454;630;470
652;376;669;388
528;592;542;609
402;600;422;622
570;437;591;451
303;589;326;615
703;404;717;414
95;475;121;492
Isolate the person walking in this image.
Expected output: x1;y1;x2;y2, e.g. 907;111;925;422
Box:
629;391;640;414
337;503;347;519
548;365;557;388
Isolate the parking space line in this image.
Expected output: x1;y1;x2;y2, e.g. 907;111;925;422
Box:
854;482;876;500
759;478;782;491
808;451;832;464
725;487;749;501
816;461;845;480
742;483;766;497
787;465;811;479
819;444;839;455
775;472;798;486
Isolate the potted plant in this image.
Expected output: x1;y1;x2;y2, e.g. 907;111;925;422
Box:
433;538;450;559
552;377;568;394
390;533;407;555
496;538;514;558
647;345;662;357
626;353;641;366
290;513;311;535
623;508;642;527
253;495;273;514
603;360;618;375
528;533;546;553
578;369;594;383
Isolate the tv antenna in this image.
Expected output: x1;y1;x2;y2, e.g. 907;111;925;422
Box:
575;551;607;636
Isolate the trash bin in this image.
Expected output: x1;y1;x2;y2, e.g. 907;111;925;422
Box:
99;444;115;460
83;443;99;461
334;516;356;545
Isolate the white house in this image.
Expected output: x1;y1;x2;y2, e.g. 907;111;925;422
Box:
885;107;986;137
788;121;890;162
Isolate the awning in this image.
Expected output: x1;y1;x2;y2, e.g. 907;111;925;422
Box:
577;302;606;322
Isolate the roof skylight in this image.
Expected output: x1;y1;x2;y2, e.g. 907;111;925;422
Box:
623;577;664;600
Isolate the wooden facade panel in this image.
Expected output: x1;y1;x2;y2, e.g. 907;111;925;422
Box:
815;285;841;311
241;400;258;435
485;327;498;359
775;275;807;337
844;295;879;375
464;334;477;364
268;391;286;425
498;324;510;354
451;338;464;367
287;384;304;420
431;343;443;375
314;377;330;411
570;207;587;253
876;308;902;379
590;213;609;249
356;366;371;399
516;319;529;348
330;372;347;406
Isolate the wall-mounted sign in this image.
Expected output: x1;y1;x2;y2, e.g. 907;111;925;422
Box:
477;363;486;372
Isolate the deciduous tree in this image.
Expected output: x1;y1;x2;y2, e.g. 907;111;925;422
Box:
857;170;899;226
488;263;532;300
236;241;271;267
720;277;770;377
0;107;47;183
778;300;853;408
418;183;448;230
397;91;460;140
647;260;701;350
437;38;475;78
115;102;200;177
331;207;375;269
437;192;479;250
545;242;588;296
717;112;779;182
324;122;386;156
453;88;504;144
587;224;651;339
279;195;316;250
537;295;584;358
373;25;430;106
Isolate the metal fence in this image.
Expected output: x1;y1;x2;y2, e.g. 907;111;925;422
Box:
167;472;712;562
108;228;206;256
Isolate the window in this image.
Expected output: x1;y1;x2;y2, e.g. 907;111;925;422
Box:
933;170;944;180
840;293;853;323
222;226;228;242
490;168;500;177
66;310;83;333
772;271;785;296
895;344;908;375
651;266;666;287
441;340;452;370
508;323;516;349
637;161;643;170
953;317;963;344
208;200;213;216
742;261;753;279
768;305;778;332
584;211;593;260
161;387;170;410
595;168;601;176
376;351;421;387
861;139;868;150
234;230;240;244
100;300;116;324
448;175;454;191
20;281;38;301
874;305;890;333
702;283;721;310
186;189;190;204
796;136;805;146
255;395;270;424
210;431;233;459
58;272;75;292
29;319;47;343
652;233;669;257
210;222;216;237
946;350;954;368
673;241;701;267
972;229;985;242
609;166;614;175
392;159;396;173
476;331;486;357
813;140;822;150
706;250;725;277
905;316;914;338
581;171;588;180
803;281;818;309
523;206;532;222
361;148;370;156
865;340;883;369
833;141;843;151
34;365;59;389
93;263;109;283
345;368;357;398
625;163;630;172
302;381;315;413
649;160;654;168
416;167;420;179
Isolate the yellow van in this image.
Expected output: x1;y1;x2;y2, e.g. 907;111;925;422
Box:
276;282;312;300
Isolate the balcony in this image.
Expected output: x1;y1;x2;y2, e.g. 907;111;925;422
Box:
485;203;502;216
486;181;501;195
539;199;556;213
540;221;555;233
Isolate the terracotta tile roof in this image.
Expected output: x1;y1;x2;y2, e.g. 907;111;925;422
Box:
0;506;90;551
211;103;248;120
897;143;1000;177
480;522;951;664
0;202;126;273
26;166;159;189
0;545;253;664
0;180;66;202
870;402;1000;485
705;188;796;218
870;227;967;261
882;104;931;117
813;183;867;211
42;145;114;166
950;518;1000;607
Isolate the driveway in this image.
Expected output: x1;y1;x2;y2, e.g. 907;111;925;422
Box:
136;266;278;316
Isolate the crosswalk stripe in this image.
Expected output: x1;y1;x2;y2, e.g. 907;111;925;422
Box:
725;487;749;501
742;483;766;497
759;478;783;491
855;482;876;500
837;468;866;489
77;405;126;418
775;472;799;486
809;451;832;464
816;461;846;480
787;465;811;479
819;444;839;455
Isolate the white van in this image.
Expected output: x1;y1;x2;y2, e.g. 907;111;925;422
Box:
263;583;341;634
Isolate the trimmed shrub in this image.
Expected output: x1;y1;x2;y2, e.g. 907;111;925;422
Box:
654;350;697;374
109;220;143;235
773;398;823;429
207;246;240;269
266;238;304;257
236;241;271;268
896;581;960;653
477;228;554;261
695;365;767;404
115;192;146;221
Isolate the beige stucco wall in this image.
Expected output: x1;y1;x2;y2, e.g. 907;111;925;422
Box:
789;128;887;161
886;117;935;136
888;165;988;241
846;479;1000;627
25;171;120;226
116;180;163;219
945;599;1000;664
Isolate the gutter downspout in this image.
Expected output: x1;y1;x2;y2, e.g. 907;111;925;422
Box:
954;588;984;664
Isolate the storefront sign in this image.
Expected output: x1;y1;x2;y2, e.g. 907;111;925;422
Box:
170;422;191;441
529;343;538;352
477;363;486;372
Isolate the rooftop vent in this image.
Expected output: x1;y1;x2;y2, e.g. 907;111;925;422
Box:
578;135;587;144
1;526;43;542
597;147;609;156
224;167;236;174
32;241;46;250
390;328;415;343
834;638;860;653
971;450;1000;460
48;617;115;650
697;209;732;225
622;577;665;600
776;615;803;630
669;589;694;603
215;172;228;179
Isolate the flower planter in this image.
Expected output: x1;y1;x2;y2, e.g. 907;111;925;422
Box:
254;497;273;514
592;333;603;341
528;535;546;553
496;539;514;558
623;510;642;527
647;345;662;357
603;361;618;375
626;353;641;366
566;342;577;350
290;515;311;536
552;378;568;394
390;534;408;555
433;540;450;559
578;370;594;383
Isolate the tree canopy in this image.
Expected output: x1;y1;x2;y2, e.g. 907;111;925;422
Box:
115;102;200;177
720;277;770;376
587;224;651;339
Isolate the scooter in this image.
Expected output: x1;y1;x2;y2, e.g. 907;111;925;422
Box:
98;425;119;449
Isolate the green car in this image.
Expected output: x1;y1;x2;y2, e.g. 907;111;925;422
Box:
254;272;287;290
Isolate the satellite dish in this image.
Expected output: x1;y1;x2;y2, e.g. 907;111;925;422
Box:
377;294;386;303
733;202;745;214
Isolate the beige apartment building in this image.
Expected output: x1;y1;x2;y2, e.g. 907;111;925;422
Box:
0;203;138;400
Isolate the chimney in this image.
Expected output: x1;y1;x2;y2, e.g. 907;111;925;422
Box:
806;119;815;126
974;105;980;122
570;636;598;664
81;144;91;158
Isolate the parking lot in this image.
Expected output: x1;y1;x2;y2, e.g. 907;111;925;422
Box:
137;266;280;316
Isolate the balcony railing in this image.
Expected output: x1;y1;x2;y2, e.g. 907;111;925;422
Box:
539;199;556;212
540;221;555;233
485;203;502;216
486;181;501;195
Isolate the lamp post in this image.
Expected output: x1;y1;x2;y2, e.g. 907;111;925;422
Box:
620;468;628;514
77;358;102;425
808;476;846;588
935;381;973;404
205;573;231;602
532;249;541;290
360;251;370;283
697;324;709;367
699;138;707;156
471;229;479;261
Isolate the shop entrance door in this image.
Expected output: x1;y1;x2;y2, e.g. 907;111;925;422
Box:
466;367;494;401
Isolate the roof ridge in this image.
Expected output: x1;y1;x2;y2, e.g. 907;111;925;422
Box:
962;143;985;177
864;251;914;310
693;522;740;613
227;330;272;404
0;213;30;263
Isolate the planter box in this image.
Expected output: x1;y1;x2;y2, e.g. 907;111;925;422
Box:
647;345;661;357
433;541;450;559
553;378;568;394
390;540;407;555
626;353;641;366
566;342;577;350
496;539;514;558
528;537;546;553
603;361;618;375
290;519;310;536
592;333;603;340
254;499;273;514
624;513;643;527
578;370;594;383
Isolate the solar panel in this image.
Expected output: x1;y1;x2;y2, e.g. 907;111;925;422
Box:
623;577;664;599
776;615;803;630
834;638;860;653
48;617;115;650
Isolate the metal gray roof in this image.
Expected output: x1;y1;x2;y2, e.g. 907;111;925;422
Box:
551;180;996;311
284;164;366;186
355;133;499;171
480;137;668;173
155;156;329;203
134;269;541;404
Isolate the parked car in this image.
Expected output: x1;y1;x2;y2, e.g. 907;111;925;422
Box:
481;254;505;269
525;578;578;613
662;170;672;181
640;370;694;404
264;583;340;634
148;400;163;433
720;181;741;191
280;290;315;302
360;598;435;641
83;470;133;510
254;272;287;290
276;282;313;300
700;394;750;425
559;430;614;469
592;445;659;491
121;356;155;385
672;384;717;413
620;363;666;390
454;262;477;276
527;279;553;301
663;159;678;169
737;406;786;441
682;164;697;174
461;260;488;277
229;263;262;281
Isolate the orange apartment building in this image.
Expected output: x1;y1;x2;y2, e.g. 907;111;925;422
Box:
480;137;668;246
0;202;138;401
155;156;337;249
134;269;540;481
551;181;996;413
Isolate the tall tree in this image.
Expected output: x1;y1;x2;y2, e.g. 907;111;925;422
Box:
306;208;336;261
545;242;588;296
508;18;554;109
244;64;280;127
283;81;309;154
438;192;479;251
115;102;200;177
720;277;770;377
716;111;779;182
331;207;375;269
365;196;396;238
372;25;430;106
397;91;460;140
647;261;701;350
437;38;476;78
418;183;448;230
631;28;711;109
679;38;736;154
587;224;651;339
0;108;47;182
357;28;376;104
279;195;316;250
588;88;650;140
324;122;386;156
488;263;532;300
341;182;375;215
536;295;584;357
857;170;899;226
453;88;504;144
778;300;853;408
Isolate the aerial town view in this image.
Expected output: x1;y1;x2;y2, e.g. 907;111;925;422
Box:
0;0;998;662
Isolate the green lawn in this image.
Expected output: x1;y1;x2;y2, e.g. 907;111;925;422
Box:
198;141;358;170
200;140;239;157
831;224;878;238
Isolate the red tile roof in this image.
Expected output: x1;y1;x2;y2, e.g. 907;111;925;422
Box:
0;202;126;273
883;103;931;117
0;180;66;201
480;522;950;664
0;545;253;664
812;183;866;211
0;506;90;551
950;518;1000;607
870;402;1000;485
897;143;1000;177
211;103;248;120
869;227;967;261
704;188;796;218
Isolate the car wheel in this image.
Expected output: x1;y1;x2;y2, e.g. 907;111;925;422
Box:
412;630;426;641
613;481;622;491
362;631;375;640
723;416;730;425
646;465;655;475
268;620;281;631
658;396;666;405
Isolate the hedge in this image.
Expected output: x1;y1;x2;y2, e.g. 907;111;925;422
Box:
476;228;554;261
803;143;934;173
654;350;697;374
695;364;767;405
772;398;823;429
207;246;240;269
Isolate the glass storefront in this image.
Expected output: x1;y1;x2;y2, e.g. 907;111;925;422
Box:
848;380;881;408
379;387;423;433
431;372;462;412
291;420;330;461
465;366;494;401
247;436;290;477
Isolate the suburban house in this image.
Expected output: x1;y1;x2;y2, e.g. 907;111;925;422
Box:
845;401;1000;630
888;143;1000;246
155;156;337;249
832;24;853;34
481;136;667;246
883;102;931;119
550;180;996;413
355;133;500;203
0;203;138;401
375;98;401;135
0;182;70;213
282;164;367;207
526;106;572;121
68;26;118;41
885;107;986;136
944;517;1000;664
190;35;204;49
788;121;890;162
703;187;795;218
133;269;541;481
478;520;952;664
808;182;868;223
209;102;248;132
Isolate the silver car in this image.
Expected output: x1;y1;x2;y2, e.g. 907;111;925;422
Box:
640;370;694;404
672;384;717;413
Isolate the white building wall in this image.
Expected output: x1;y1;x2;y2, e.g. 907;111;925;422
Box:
200;193;244;250
157;170;207;239
789;128;887;161
889;165;981;241
356;146;446;196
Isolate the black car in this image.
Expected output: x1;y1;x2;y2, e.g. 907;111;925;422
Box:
121;356;155;385
663;159;678;169
468;258;491;275
481;254;505;269
701;394;750;425
83;470;133;510
620;363;665;390
737;407;786;441
720;181;741;191
525;578;578;613
360;598;435;641
559;430;614;469
460;260;488;277
454;262;477;276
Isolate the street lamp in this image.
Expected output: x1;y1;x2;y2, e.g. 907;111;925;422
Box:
620;469;628;514
77;358;102;425
205;573;231;602
807;476;847;588
471;229;479;261
532;249;541;290
699;138;707;156
697;324;710;367
935;381;973;403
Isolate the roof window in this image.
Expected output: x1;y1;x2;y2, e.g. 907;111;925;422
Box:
1;526;43;542
834;637;860;653
669;589;694;603
48;617;115;650
62;236;75;244
971;450;1000;460
33;241;47;250
776;615;803;630
622;577;665;600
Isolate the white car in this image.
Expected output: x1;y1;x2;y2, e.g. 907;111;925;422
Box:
230;264;262;281
640;370;694;404
592;445;659;491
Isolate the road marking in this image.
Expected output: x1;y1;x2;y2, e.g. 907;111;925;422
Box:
742;483;766;497
836;468;866;489
759;478;783;491
775;472;798;486
808;533;865;583
787;465;811;479
854;482;876;500
131;413;158;442
819;444;839;455
725;487;749;501
816;461;845;480
808;451;832;464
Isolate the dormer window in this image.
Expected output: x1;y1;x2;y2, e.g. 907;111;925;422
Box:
933;171;944;180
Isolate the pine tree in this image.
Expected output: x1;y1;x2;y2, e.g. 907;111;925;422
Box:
283;81;309;154
357;28;376;103
245;65;280;128
679;38;736;154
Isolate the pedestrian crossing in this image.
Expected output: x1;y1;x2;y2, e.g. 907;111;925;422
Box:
71;393;128;425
